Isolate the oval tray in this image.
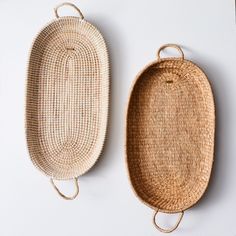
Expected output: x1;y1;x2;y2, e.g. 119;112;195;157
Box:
126;44;215;232
26;3;109;200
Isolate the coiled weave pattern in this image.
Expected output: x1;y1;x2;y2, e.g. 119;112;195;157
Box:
26;15;109;180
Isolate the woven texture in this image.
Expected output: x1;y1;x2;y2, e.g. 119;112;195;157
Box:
26;14;109;180
126;46;215;213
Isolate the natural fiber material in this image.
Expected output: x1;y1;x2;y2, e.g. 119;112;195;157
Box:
26;3;109;197
126;44;215;232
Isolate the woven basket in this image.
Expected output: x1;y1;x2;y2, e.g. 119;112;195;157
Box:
126;44;215;232
26;2;109;200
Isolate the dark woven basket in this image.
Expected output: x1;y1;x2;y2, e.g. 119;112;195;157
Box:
126;44;215;233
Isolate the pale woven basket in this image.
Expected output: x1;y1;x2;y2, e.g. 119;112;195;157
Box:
26;2;109;200
126;44;215;233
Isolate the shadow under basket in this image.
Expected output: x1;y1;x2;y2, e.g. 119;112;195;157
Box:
126;44;215;233
26;3;109;200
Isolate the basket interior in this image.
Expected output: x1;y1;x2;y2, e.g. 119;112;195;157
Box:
126;59;215;212
26;18;109;179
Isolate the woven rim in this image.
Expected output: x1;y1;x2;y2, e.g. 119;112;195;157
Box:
126;45;215;214
26;6;109;180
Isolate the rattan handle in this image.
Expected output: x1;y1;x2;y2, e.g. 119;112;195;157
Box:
157;44;184;60
54;2;84;19
50;178;79;200
153;210;184;233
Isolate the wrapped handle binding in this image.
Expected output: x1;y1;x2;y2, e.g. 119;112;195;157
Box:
153;210;184;233
157;44;184;60
54;2;84;19
50;178;79;200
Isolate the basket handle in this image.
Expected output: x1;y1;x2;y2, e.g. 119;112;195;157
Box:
153;209;184;233
50;178;79;200
54;2;84;19
157;44;184;60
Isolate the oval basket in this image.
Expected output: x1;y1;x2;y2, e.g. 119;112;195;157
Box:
126;44;215;232
26;3;109;200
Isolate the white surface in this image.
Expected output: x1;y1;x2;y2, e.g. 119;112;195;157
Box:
0;0;236;235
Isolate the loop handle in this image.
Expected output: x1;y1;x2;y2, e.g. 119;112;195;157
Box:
157;44;184;60
153;210;184;233
54;2;84;19
50;178;79;200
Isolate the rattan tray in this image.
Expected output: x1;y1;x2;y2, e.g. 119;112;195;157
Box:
26;3;109;200
126;44;215;232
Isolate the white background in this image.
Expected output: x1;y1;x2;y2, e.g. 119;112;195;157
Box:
0;0;236;235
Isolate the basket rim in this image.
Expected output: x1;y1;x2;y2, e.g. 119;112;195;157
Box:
125;57;215;213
